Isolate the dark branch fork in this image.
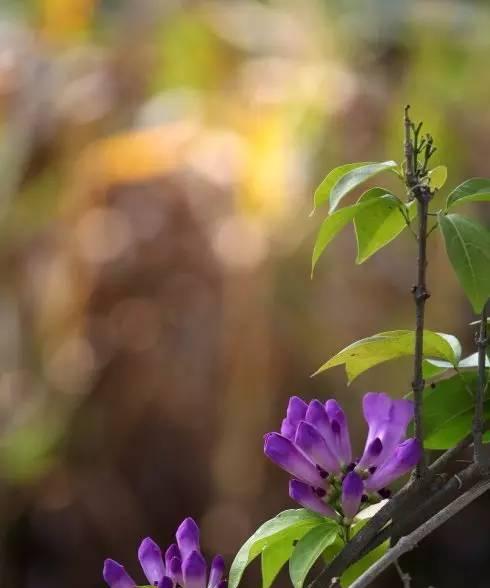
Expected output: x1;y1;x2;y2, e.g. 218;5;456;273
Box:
308;109;490;588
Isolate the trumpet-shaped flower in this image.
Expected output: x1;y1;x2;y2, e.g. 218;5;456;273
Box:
103;518;227;588
264;393;421;521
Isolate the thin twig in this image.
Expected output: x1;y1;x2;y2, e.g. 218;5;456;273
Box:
474;299;489;469
348;477;490;588
394;560;411;588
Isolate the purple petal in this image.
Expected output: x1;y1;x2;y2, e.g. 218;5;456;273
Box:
183;550;207;588
289;480;337;518
176;518;200;562
325;399;352;465
165;544;181;570
160;577;174;588
217;581;227;588
208;555;225;588
280;418;297;440
286;396;308;426
169;557;183;586
304;400;344;466
294;421;341;474
138;537;165;585
364;438;421;492
359;393;414;469
103;559;135;588
305;400;331;440
341;472;364;520
362;392;393;424
264;433;326;487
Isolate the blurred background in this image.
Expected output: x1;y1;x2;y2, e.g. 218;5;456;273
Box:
0;0;489;586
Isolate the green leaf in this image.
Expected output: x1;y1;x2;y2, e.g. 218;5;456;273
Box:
438;332;463;363
422;351;490;380
354;188;415;263
423;372;484;449
428;165;448;190
328;161;398;212
289;523;339;588
422;358;453;379
313;330;461;382
438;213;490;313
446;178;490;209
261;536;294;588
340;541;388;587
311;201;374;274
229;510;323;588
314;163;372;211
354;500;388;521
458;352;490;368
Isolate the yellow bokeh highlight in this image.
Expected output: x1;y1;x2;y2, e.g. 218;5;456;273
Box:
40;0;96;43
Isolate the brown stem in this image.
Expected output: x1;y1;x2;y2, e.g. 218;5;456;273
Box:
411;192;430;477
474;300;489;468
404;106;432;478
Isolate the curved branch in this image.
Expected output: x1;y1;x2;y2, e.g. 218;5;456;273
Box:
349;477;490;588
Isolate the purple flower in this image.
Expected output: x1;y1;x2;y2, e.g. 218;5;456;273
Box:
138;537;165;586
341;472;364;521
208;556;225;588
265;392;419;522
364;438;422;492
325;400;352;466
289;480;337;519
165;544;180;571
183;551;207;588
103;519;226;588
263;432;327;487
294;421;341;474
103;560;135;588
176;518;200;562
280;396;308;439
358;393;414;469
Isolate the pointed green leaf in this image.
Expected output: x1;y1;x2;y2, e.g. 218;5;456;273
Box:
354;500;389;521
328;161;398;212
313;330;461;382
438;213;490;312
261;536;295;588
428;165;447;190
229;510;323;588
354;188;415;264
458;352;490;368
438;333;463;363
311;200;374;274
289;523;339;588
314;163;372;211
446;178;490;209
422;351;490;379
422;358;453;379
423;372;486;449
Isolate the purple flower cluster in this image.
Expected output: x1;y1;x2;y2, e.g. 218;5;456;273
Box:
264;393;421;522
103;518;226;588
